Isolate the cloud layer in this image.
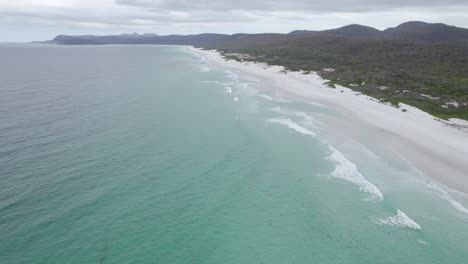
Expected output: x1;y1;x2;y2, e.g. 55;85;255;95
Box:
1;0;468;42
116;0;467;12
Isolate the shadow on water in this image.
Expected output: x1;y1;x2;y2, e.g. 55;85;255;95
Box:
99;242;109;264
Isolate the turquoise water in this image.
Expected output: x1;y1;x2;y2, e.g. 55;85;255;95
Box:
1;44;467;263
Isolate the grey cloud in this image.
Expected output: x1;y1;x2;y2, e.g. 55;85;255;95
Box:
1;0;468;42
115;0;468;13
0;6;256;28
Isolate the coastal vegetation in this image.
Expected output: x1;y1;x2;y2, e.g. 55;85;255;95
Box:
48;21;468;120
198;24;468;120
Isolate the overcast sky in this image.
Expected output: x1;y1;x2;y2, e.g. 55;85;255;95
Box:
1;0;468;42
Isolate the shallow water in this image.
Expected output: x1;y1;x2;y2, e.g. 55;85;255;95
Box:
1;44;467;263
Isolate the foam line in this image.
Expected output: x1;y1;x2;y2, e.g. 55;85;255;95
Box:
309;102;327;107
374;209;421;230
199;65;210;72
327;145;384;201
426;181;468;215
267;117;315;136
267;116;382;201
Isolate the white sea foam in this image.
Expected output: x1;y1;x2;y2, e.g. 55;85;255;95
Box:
259;94;274;101
396;154;468;215
271;106;292;116
235;82;258;96
225;70;238;80
295;112;323;130
374;209;421;230
200;80;238;88
426;181;468;215
258;93;291;103
418;239;428;245
234;97;239;102
199;65;210;72
295;112;312;120
267;116;382;201
309;102;327;108
219;81;238;86
267;117;316;136
271;97;291;103
271;107;283;114
327;145;384;201
190;49;468;209
224;87;233;96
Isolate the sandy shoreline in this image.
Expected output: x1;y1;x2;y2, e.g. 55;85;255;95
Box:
189;47;468;195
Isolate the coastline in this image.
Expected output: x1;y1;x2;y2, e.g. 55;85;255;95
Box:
189;46;468;195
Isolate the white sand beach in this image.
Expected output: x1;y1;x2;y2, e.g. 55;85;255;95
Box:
190;47;468;195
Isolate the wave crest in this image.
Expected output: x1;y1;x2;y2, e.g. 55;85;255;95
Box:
224;87;232;96
266;118;316;136
374;209;421;230
327;145;384;201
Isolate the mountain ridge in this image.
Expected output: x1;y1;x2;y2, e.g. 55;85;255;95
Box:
47;21;468;46
42;21;468;120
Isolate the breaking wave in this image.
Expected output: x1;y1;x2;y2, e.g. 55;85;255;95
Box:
327;145;384;201
426;181;468;215
266;116;382;201
199;65;210;72
258;94;291;103
309;102;327;108
266;117;316;136
374;209;421;230
224;87;233;96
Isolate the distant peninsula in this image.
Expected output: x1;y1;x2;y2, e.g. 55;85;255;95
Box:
43;21;468;120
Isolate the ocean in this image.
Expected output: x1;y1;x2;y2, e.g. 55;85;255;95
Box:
0;44;467;263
